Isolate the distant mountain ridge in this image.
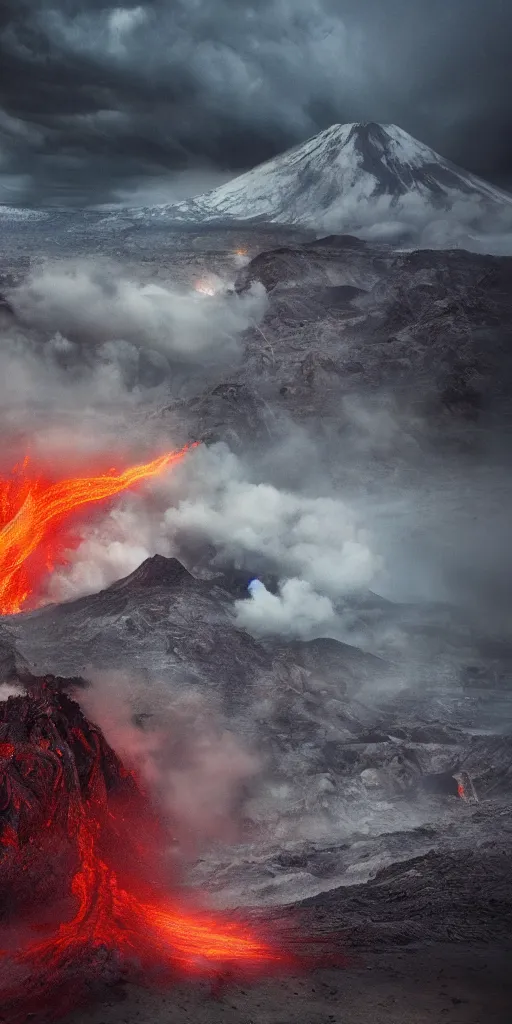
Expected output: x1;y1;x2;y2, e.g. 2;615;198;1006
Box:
128;122;512;230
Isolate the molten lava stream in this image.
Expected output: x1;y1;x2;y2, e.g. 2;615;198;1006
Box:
0;801;294;1021
0;444;196;615
0;688;345;1021
29;812;286;975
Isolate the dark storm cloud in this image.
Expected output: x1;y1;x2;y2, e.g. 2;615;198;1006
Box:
1;0;511;206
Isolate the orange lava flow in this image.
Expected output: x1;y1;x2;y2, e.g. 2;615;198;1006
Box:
21;810;286;976
0;800;291;1021
0;444;196;615
0;693;345;1021
39;813;284;973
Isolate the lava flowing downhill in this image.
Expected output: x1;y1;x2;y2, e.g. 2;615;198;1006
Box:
0;448;342;1020
0;443;197;616
0;686;335;1022
1;809;291;1019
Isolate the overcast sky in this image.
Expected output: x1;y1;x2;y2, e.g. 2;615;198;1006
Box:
1;0;511;207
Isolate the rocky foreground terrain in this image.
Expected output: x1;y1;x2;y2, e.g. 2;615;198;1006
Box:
1;551;511;1022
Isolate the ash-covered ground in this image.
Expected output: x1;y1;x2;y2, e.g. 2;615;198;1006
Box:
0;220;511;1022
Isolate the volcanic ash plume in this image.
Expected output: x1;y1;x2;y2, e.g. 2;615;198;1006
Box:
9;260;267;363
80;673;261;848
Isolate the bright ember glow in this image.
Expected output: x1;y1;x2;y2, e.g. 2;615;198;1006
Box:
0;674;343;1019
0;779;295;1020
0;444;196;615
193;277;217;296
10;808;288;994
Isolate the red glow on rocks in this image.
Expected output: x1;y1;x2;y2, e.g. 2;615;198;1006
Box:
0;444;196;615
0;686;342;1022
0;721;298;1021
0;803;289;1016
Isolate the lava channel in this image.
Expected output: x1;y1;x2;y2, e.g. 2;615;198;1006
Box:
0;443;196;615
0;683;336;1022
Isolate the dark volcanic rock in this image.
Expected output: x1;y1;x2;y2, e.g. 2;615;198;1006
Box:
8;557;382;717
8;557;271;706
111;554;194;590
303;846;512;948
215;236;512;449
0;680;139;917
268;636;386;693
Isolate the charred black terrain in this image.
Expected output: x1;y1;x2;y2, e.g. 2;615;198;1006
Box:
231;238;512;437
0;681;140;919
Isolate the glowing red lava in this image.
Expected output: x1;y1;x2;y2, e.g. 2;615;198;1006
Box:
0;811;292;1021
0;444;196;615
0;805;290;1019
0;687;310;1021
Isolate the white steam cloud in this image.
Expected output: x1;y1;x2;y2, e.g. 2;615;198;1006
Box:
163;445;380;596
49;443;381;611
0;683;25;702
311;189;512;255
0;259;266;464
9;260;266;361
235;578;335;638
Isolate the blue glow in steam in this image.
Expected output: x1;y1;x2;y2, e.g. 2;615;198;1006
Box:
248;578;265;596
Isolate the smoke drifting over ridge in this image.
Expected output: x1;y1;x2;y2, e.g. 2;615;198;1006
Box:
48;442;381;625
9;259;266;366
0;260;265;446
319;192;512;255
0;259;381;639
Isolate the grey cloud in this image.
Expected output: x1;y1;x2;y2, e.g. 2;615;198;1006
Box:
51;442;381;607
80;670;260;847
1;0;511;205
10;259;266;360
0;258;263;467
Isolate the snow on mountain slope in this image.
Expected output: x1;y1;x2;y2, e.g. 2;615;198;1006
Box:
127;122;512;231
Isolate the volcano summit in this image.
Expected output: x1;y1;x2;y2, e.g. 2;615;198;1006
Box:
130;122;512;231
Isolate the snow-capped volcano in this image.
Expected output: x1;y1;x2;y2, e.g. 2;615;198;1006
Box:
130;122;512;231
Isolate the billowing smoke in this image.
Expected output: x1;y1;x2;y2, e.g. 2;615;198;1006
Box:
49;443;382;610
9;259;266;362
0;259;266;460
0;683;25;702
163;445;380;595
80;671;259;848
235;578;335;638
317;190;512;255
